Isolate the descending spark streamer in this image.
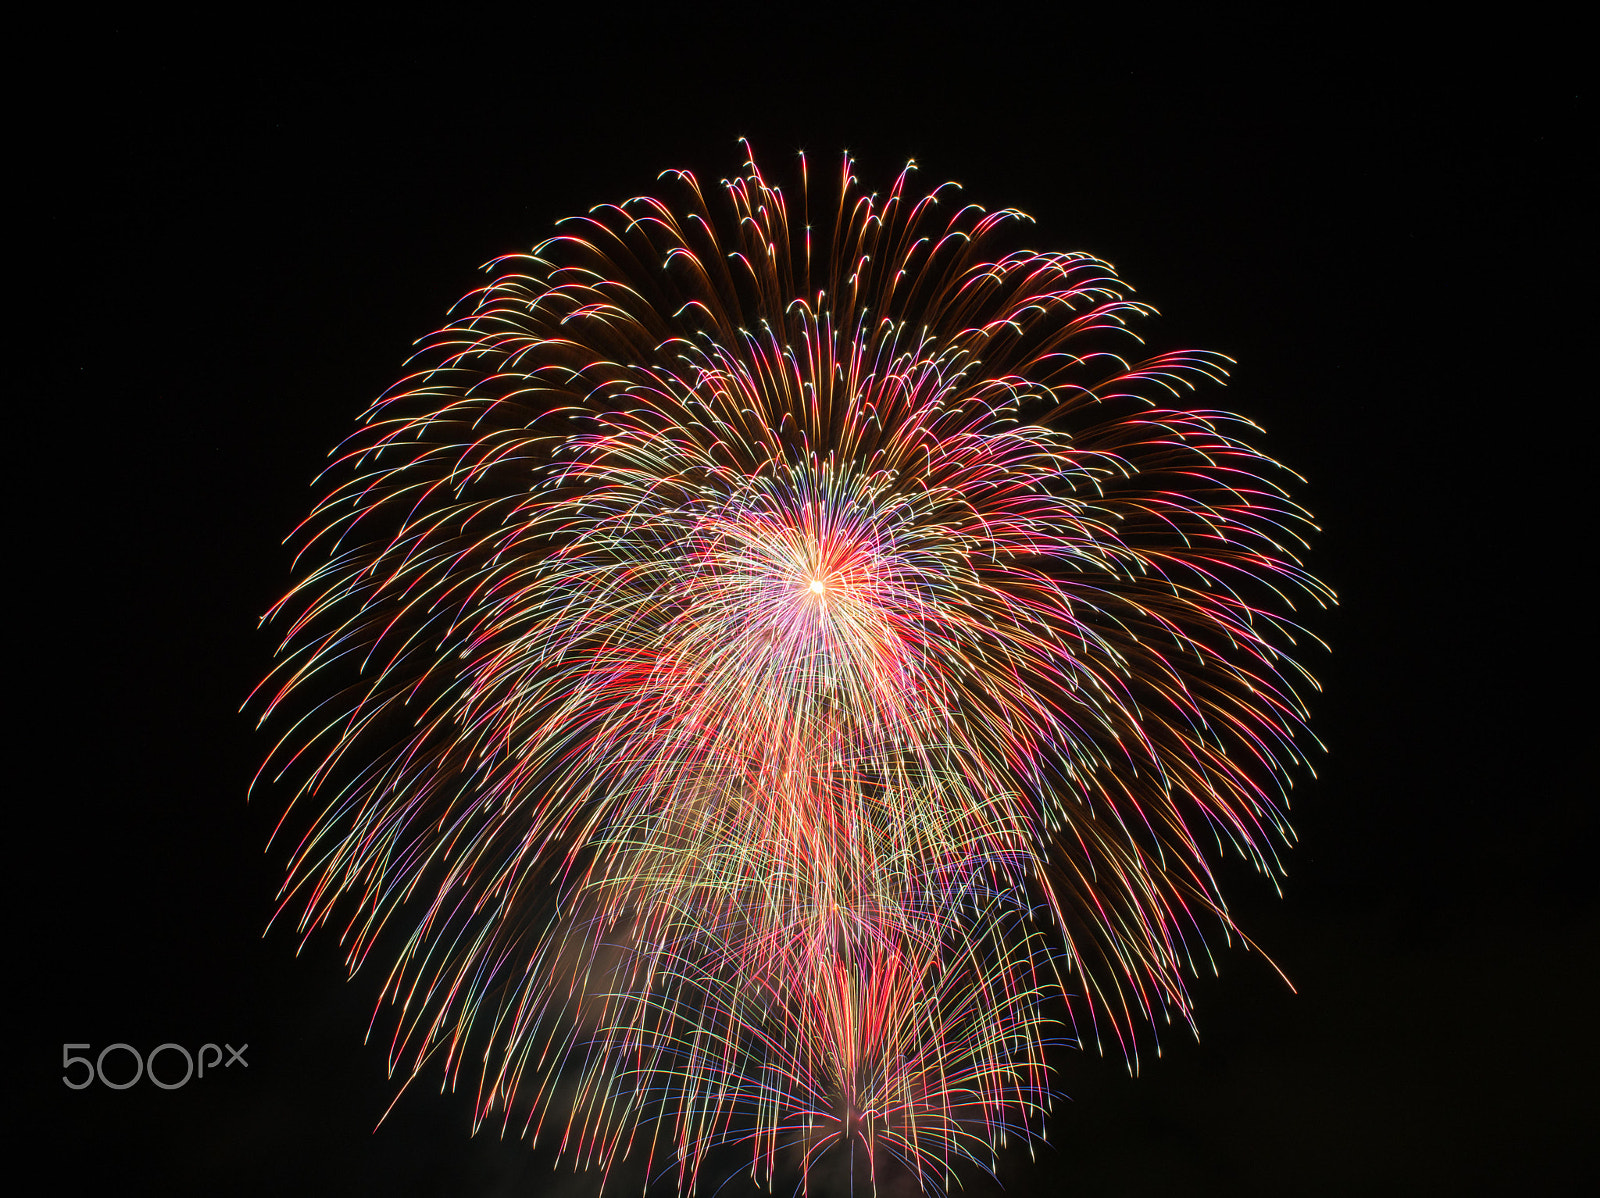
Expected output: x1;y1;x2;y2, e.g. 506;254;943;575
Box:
253;145;1330;1195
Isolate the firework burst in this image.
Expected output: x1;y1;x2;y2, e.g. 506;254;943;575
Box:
254;144;1330;1194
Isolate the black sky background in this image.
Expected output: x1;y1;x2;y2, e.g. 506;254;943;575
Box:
26;13;1592;1196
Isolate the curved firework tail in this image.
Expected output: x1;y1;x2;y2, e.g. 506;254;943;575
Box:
252;145;1330;1194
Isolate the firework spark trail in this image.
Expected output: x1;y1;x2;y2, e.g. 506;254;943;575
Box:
253;144;1330;1194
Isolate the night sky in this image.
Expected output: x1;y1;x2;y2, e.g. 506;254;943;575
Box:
28;15;1590;1196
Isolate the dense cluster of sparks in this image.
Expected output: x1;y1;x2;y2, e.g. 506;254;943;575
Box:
254;147;1330;1195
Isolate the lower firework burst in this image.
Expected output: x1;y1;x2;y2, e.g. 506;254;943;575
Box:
253;145;1331;1194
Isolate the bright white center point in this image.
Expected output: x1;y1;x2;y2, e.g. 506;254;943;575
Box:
809;579;826;594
